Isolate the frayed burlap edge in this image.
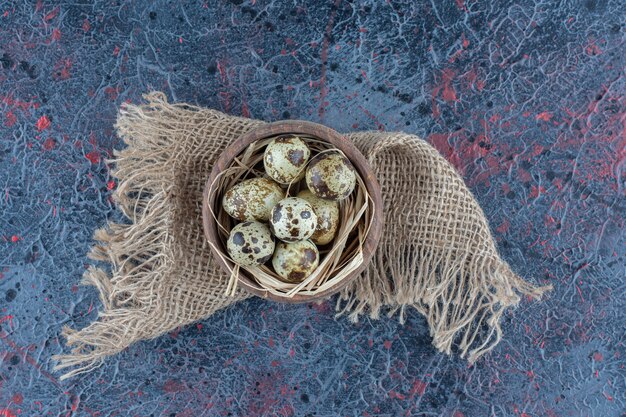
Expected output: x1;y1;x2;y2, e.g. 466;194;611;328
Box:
52;94;254;380
336;244;550;362
336;131;552;363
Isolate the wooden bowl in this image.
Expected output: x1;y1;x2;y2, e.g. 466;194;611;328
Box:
202;120;383;303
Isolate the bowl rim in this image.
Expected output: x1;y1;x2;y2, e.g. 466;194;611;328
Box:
202;120;383;303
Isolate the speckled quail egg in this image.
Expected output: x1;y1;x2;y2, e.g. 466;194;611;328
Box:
226;221;275;266
269;197;318;242
305;151;357;201
297;189;339;245
264;136;311;184
222;178;285;221
272;240;320;283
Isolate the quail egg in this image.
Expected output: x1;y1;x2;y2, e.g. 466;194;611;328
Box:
269;197;318;242
226;221;275;266
264;136;311;184
222;178;285;221
305;151;356;201
297;189;339;245
272;240;320;283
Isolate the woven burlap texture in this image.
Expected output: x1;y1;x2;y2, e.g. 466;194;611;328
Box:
53;92;551;380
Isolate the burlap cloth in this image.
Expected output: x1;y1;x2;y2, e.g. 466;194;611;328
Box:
54;92;551;379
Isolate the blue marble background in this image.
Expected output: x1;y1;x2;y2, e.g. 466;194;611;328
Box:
1;1;624;416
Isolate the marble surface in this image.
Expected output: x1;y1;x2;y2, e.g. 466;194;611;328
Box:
0;1;624;416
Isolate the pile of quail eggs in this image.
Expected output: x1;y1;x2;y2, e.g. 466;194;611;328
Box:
222;136;357;284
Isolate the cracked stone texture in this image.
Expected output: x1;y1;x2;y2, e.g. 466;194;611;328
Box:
1;1;625;416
